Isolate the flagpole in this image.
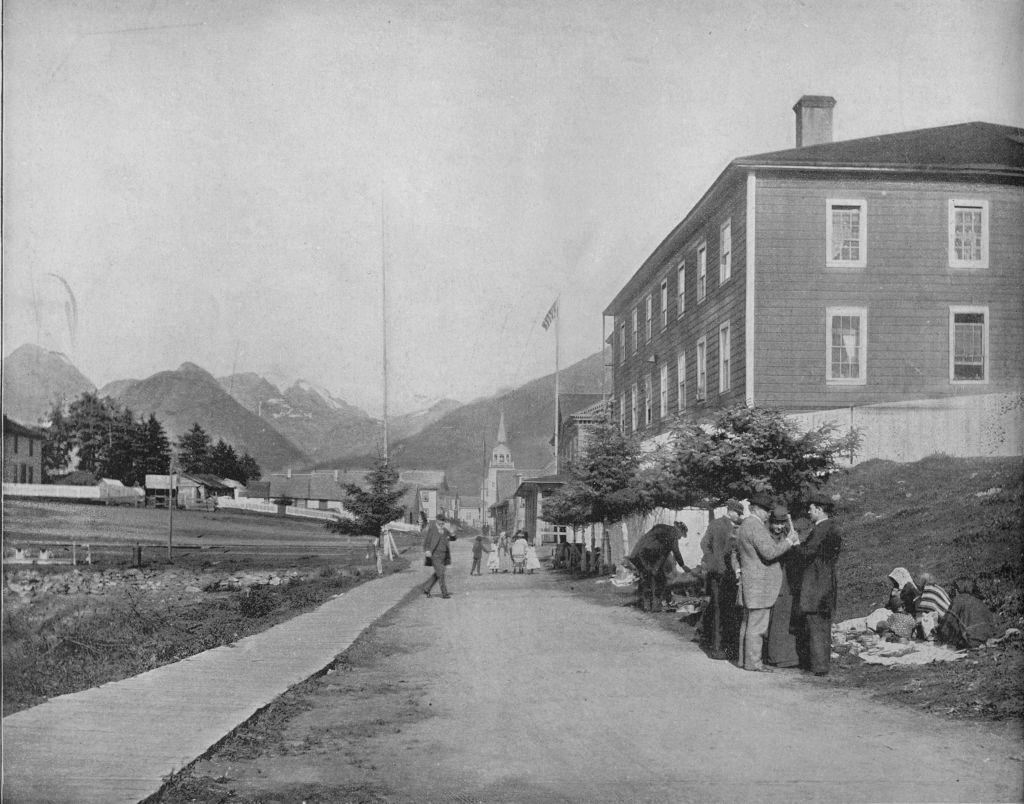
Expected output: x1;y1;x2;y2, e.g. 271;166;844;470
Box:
554;296;560;475
381;192;389;462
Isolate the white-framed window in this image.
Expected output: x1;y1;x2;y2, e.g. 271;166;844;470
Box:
632;308;639;354
948;200;989;269
660;278;668;330
630;383;638;432
826;306;868;385
619;322;626;364
949;305;989;383
696;337;707;400
719;219;732;283
645;295;653;343
826;199;867;268
697;243;707;302
718;321;731;393
619;392;626;431
659;363;668;418
676;352;687;411
676;261;685;318
644;374;652;426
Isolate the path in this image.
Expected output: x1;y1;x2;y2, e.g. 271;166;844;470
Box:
178;538;1024;803
1;568;422;804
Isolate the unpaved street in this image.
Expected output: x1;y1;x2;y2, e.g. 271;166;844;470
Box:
175;540;1023;803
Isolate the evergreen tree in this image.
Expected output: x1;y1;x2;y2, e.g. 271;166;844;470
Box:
67;392;117;474
237;453;262;483
326;455;405;536
543;422;649;529
97;407;138;484
137;414;172;478
209;439;241;480
176;423;212;474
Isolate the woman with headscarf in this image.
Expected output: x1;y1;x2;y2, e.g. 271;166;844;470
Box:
765;505;801;668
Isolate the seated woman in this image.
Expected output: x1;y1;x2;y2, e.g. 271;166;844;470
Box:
935;577;997;650
887;567;919;615
914;572;952;640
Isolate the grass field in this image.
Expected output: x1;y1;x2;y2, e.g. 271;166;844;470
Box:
2;500;421;714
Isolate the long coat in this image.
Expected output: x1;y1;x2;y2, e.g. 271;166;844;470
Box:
796;517;841;615
735;514;790;609
422;522;450;566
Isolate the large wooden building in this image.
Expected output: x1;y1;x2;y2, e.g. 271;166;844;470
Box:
605;97;1024;450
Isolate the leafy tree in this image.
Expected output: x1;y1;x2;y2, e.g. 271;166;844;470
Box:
325;455;406;536
176;423;212;474
41;402;73;480
658;405;860;508
543;422;650;529
66;392;117;474
97;407;139;485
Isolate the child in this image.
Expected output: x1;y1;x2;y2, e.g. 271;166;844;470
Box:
525;537;541;574
487;537;500;573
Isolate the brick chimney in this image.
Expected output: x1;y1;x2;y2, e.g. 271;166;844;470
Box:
793;95;836;147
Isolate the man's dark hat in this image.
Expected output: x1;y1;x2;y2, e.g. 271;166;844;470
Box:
769;504;789;524
806;490;833;507
748;492;773;511
725;498;744;515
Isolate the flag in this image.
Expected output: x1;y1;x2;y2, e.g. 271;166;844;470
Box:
542;299;559;330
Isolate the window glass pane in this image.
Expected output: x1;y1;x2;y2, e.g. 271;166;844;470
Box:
831;206;861;261
954;208;983;261
830;315;861;378
953;312;985;379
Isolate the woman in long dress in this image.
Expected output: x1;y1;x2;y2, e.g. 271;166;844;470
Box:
525;537;541;574
497;531;512;573
765;505;802;668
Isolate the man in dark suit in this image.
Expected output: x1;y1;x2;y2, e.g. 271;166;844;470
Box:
700;499;744;659
421;515;452;598
795;491;842;675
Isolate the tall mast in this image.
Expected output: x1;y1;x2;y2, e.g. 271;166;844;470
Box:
554;295;560;475
381;193;389;462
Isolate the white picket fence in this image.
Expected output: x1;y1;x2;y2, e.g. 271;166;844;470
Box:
216;496;344;522
2;483;144;504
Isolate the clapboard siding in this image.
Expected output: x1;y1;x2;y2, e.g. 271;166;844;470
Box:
611;181;748;434
753;175;1024;409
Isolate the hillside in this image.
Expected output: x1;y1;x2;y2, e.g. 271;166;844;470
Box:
111;363;309;471
1;343;96;424
318;351;607;488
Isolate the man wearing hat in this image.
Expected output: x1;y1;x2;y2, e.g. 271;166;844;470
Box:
794;490;842;674
735;492;799;672
700;499;744;659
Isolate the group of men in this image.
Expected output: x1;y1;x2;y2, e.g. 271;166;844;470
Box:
701;490;841;675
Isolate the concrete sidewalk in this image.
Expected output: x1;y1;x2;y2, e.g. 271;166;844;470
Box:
2;566;425;804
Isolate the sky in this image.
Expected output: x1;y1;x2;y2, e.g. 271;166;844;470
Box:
3;0;1023;415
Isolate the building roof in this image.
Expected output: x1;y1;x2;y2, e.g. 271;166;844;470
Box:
244;480;271;498
400;469;448;488
557;394;605;424
734;121;1024;173
458;496;482;508
2;415;44;439
191;474;234;492
605;120;1024;316
514;474;569;498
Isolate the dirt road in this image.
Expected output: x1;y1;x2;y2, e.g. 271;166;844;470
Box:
170;540;1023;803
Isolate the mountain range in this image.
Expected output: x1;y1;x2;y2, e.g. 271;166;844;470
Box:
2;342;573;481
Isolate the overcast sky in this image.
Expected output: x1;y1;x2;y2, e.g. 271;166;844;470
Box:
3;0;1022;414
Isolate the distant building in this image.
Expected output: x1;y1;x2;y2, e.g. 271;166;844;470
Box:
482;411;519;532
3;416;43;484
604;97;1024;460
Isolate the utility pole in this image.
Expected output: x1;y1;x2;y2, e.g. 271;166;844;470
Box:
167;456;175;561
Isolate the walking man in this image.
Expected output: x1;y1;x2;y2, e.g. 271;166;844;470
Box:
422;514;452;598
736;493;798;672
795;491;842;675
470;532;491;576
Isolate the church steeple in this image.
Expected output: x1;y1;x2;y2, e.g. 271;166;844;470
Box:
490;409;513;468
